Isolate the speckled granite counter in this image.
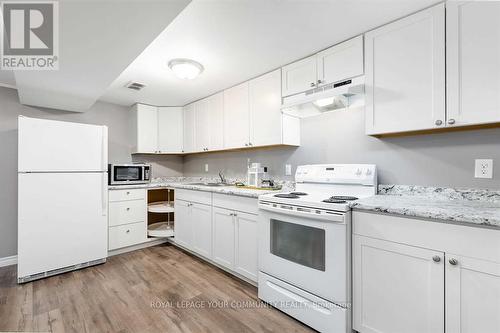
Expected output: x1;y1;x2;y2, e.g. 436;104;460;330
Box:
108;177;292;199
350;185;500;228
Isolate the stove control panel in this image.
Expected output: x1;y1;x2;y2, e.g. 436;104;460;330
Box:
295;164;377;185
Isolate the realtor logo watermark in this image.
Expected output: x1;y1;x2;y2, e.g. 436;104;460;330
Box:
1;1;59;70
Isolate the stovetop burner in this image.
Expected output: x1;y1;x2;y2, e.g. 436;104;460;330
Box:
330;195;359;201
274;193;300;199
289;192;308;196
322;198;347;204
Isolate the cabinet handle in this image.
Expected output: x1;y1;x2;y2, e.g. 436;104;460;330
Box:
449;258;458;266
126;191;130;195
126;229;130;233
244;143;248;147
432;255;441;263
317;79;322;84
310;82;315;87
448;119;456;125
126;207;130;211
249;142;253;146
435;120;443;126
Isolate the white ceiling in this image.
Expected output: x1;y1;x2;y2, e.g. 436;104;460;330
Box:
100;0;440;107
12;0;190;112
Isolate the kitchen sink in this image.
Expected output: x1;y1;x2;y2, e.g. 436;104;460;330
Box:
187;182;229;187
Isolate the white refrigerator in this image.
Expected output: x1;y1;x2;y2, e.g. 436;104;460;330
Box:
17;116;109;283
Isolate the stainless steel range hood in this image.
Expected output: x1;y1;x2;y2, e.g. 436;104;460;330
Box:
281;76;364;118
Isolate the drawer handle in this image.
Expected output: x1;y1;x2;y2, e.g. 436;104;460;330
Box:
126;191;130;195
126;229;130;233
126;207;130;211
449;258;458;266
432;256;441;263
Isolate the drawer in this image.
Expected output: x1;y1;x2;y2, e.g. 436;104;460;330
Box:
213;193;258;214
175;188;212;205
108;222;146;250
109;200;146;227
109;188;145;202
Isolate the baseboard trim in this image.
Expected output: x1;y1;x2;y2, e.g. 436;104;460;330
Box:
0;255;17;267
108;238;169;257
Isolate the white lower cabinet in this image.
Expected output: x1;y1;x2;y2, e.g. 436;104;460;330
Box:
353;235;444;333
174;199;212;257
108;189;147;251
212;207;258;282
353;211;500;333
445;255;500;333
192;203;212;258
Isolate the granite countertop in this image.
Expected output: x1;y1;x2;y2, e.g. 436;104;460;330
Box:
108;177;292;199
350;185;500;229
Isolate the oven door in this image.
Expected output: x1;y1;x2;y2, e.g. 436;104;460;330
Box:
110;165;144;184
258;202;349;305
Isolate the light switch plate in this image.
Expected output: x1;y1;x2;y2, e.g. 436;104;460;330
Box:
285;164;292;176
474;159;493;178
205;164;209;173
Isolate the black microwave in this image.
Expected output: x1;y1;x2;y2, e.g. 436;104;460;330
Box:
108;164;151;185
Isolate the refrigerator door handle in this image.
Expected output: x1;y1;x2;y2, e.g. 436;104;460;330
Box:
102;173;107;216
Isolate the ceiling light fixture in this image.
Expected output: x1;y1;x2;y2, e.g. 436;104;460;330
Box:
168;58;204;80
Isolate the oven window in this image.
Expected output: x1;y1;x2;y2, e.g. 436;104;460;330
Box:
114;166;141;181
270;219;325;271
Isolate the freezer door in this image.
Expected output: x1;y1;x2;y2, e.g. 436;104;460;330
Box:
18;172;108;278
18;116;108;172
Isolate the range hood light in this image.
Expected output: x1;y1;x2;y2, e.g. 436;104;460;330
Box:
313;97;335;108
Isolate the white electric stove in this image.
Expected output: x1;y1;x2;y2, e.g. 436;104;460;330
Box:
258;164;377;333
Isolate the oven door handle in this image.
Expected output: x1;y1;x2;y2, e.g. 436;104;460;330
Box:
259;202;345;223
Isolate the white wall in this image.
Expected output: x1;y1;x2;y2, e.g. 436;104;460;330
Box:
184;106;500;189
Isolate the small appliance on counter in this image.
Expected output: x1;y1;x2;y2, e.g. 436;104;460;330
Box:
108;163;151;185
247;162;267;187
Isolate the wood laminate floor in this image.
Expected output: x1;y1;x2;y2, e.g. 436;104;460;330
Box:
0;244;315;333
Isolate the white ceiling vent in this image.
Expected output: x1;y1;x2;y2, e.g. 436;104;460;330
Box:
125;81;146;91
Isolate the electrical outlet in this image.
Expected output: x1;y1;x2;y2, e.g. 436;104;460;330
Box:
285;164;292;176
474;159;493;179
205;164;209;173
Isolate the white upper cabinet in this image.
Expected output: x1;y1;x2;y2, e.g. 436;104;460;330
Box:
317;35;364;86
132;104;158;154
207;92;224;150
365;4;446;135
249;69;283;146
446;1;500;127
132;104;183;154
183;103;196;153
158;107;183;154
194;99;210;152
223;82;250;149
281;55;317;97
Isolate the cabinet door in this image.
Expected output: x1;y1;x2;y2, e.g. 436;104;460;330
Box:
281;55;317;96
249;69;282;147
446;255;500;333
191;203;212;259
353;235;444;333
174;200;192;249
317;35;364;86
158;107;183;153
223;82;250;149
183;103;196;153
194;99;210;152
447;1;500;126
135;104;158;153
207;92;224;150
365;4;446;135
234;212;258;282
212;207;235;270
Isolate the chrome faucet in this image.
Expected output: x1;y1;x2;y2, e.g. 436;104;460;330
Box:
219;170;226;184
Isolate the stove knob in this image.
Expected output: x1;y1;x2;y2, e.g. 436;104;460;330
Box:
365;169;372;176
355;169;362;176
